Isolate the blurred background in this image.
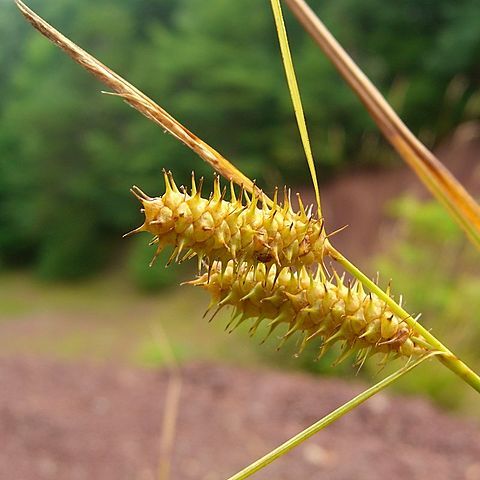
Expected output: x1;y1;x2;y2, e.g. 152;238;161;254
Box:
1;0;480;478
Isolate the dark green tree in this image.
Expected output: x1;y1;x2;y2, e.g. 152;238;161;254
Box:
1;0;477;279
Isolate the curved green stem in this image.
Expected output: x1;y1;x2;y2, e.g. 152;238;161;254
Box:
226;353;436;480
328;244;480;393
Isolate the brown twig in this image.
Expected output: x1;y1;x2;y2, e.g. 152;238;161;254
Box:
14;0;270;204
286;0;480;249
151;324;182;480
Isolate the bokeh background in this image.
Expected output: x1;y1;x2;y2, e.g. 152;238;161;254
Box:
1;0;480;478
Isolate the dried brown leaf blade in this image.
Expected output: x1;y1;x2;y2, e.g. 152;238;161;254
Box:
286;0;480;249
14;0;269;205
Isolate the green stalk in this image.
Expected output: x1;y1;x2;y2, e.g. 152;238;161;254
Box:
227;353;436;480
269;0;322;217
328;245;480;393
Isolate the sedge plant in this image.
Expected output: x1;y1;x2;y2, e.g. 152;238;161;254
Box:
15;0;480;478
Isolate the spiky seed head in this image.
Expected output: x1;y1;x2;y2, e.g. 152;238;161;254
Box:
190;261;427;363
127;172;326;271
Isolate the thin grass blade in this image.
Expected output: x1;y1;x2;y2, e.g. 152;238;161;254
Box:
286;0;480;249
227;352;438;480
270;0;322;217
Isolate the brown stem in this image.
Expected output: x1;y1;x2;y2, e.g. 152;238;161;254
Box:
14;0;270;204
285;0;480;247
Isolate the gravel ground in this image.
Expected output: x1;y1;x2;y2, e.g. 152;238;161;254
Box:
1;357;479;480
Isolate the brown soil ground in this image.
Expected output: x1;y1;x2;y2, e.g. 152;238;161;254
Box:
1;357;479;480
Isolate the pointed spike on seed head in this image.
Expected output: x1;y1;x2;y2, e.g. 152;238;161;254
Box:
306;204;314;219
162;169;172;193
333;269;342;286
282;186;289;211
354;346;373;373
130;185;153;203
377;351;391;370
238;184;245;207
299;266;311;289
323;328;345;346
148;245;164;267
190;171;197;196
227;307;242;324
167;170;179;192
315;345;328;361
166;246;178;267
284;245;294;263
260;321;280;344
196;176;204;198
213;174;221;201
332;342;355;366
270;245;281;265
123;224;146;238
249;316;265;337
272;186;278;209
224;310;241;332
197;252;205;273
284;291;305;310
284;316;304;338
230;180;237;203
148;236;159;246
262;194;270;214
355;281;365;297
243;186;251;204
248;190;259;212
296;192;306;217
359;319;379;339
202;297;218;318
276;335;289;351
306;325;327;342
294;332;310;357
180;248;196;263
385;280;392;298
207;259;214;282
180;275;206;287
208;305;224;324
314;265;326;283
175;238;186;261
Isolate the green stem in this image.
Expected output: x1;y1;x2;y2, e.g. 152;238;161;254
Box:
226;353;435;480
329;245;480;394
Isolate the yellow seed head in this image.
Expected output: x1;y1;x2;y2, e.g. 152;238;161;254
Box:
189;261;427;364
127;171;326;270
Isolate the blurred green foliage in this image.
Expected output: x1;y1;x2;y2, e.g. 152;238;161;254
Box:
1;0;479;280
127;235;188;292
372;196;480;409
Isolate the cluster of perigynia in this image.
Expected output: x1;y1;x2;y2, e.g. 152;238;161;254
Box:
127;171;427;364
189;261;426;365
127;170;326;270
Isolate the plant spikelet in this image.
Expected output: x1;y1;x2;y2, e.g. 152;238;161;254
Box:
127;171;326;270
188;261;428;364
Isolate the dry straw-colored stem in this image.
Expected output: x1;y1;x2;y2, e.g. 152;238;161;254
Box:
285;0;480;249
14;0;269;206
151;324;182;480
